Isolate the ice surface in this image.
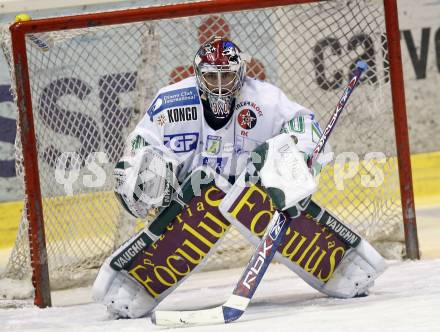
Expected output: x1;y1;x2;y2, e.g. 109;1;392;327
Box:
1;260;439;332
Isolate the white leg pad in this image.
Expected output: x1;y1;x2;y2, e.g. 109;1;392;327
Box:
321;239;387;298
92;260;157;318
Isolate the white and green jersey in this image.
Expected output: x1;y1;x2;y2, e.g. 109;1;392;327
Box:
130;76;328;181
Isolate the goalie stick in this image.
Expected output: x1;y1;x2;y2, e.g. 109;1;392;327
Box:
151;60;368;327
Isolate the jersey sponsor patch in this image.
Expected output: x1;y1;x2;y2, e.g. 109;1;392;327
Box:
167;106;198;123
164;132;199;153
235;101;263;117
147;86;200;121
237;109;257;130
205;135;222;155
156;114;167;126
235;100;262;130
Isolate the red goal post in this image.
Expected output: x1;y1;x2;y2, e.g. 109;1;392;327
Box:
2;0;418;308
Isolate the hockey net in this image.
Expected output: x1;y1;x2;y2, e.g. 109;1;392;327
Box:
0;0;413;304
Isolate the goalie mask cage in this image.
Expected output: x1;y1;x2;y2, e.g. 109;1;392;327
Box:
0;0;418;308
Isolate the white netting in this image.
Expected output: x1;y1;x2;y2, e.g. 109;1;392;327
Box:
0;0;403;300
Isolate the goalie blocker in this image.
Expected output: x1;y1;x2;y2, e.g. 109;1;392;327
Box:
93;135;386;318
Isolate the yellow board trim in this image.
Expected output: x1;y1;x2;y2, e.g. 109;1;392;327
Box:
0;201;23;249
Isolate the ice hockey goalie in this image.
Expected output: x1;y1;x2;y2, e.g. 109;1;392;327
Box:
92;36;386;318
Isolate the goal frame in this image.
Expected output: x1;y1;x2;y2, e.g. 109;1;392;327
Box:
7;0;418;308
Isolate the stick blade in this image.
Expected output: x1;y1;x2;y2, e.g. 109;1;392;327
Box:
151;306;225;326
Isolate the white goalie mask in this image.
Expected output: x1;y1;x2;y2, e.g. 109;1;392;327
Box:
194;36;248;118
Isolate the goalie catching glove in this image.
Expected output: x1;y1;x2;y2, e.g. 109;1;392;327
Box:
114;141;180;218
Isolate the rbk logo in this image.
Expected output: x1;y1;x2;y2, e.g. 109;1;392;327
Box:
269;213;286;241
242;239;273;290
